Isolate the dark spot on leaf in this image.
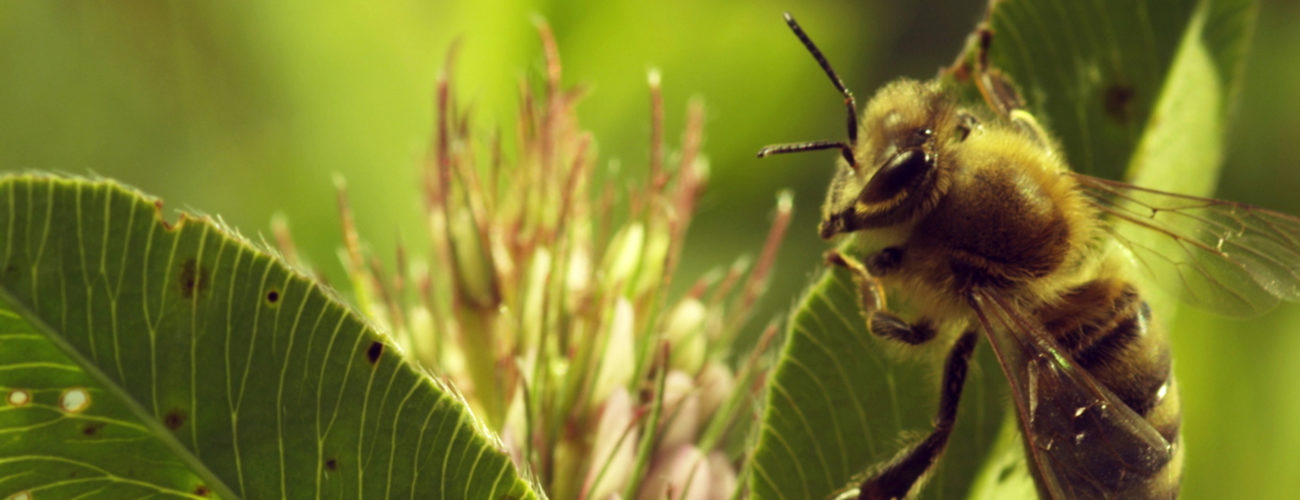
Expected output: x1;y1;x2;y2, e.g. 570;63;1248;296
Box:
194;485;210;497
82;422;105;436
325;458;338;471
179;258;210;299
1103;83;1136;123
164;409;186;430
998;463;1016;482
266;289;280;304
367;341;384;364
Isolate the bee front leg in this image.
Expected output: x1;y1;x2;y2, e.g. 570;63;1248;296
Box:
858;330;978;500
826;249;937;345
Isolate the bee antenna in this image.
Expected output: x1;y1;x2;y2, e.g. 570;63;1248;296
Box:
756;13;859;170
783;12;858;145
757;140;856;169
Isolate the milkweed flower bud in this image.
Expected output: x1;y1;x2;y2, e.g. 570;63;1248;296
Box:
408;305;436;367
637;445;712;500
448;210;498;309
584;387;638;500
705;451;737;499
632;219;671;297
552;433;585;500
696;361;734;421
590;298;636;409
663;298;708;374
658;370;701;452
521;248;552;350
566;242;592;312
601;222;645;290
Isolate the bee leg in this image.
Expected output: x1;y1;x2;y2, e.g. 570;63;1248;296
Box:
958;26;1056;151
868;314;937;345
859;330;978;500
1007;109;1054;151
955;112;979;142
962;23;1026;119
826;249;936;345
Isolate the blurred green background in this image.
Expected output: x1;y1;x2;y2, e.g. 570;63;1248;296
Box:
2;1;1297;497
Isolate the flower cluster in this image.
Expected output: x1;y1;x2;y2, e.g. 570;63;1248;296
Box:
281;22;791;500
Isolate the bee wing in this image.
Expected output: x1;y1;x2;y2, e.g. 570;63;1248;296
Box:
968;290;1174;500
1073;173;1300;317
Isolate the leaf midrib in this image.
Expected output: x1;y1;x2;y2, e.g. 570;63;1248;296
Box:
0;286;240;500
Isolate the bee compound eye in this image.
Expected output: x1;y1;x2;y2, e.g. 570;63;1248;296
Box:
861;148;932;203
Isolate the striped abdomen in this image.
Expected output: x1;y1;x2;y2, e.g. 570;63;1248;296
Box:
1032;276;1183;498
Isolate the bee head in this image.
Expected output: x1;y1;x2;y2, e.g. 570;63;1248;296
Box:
818;79;957;239
756;14;963;241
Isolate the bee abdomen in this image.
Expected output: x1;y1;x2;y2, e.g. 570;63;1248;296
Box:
1039;279;1178;436
1036;278;1184;497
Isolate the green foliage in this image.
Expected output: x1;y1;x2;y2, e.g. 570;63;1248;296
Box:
0;176;537;499
985;0;1195;179
747;266;1010;499
985;0;1255;189
749;0;1257;498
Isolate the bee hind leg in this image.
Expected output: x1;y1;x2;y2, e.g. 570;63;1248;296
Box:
826;249;936;345
859;330;978;500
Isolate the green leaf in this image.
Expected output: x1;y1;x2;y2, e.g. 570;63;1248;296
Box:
746;264;1010;500
748;0;1255;498
986;0;1254;185
984;0;1195;179
0;175;538;499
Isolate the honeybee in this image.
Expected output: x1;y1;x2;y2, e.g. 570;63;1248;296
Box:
759;13;1300;500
